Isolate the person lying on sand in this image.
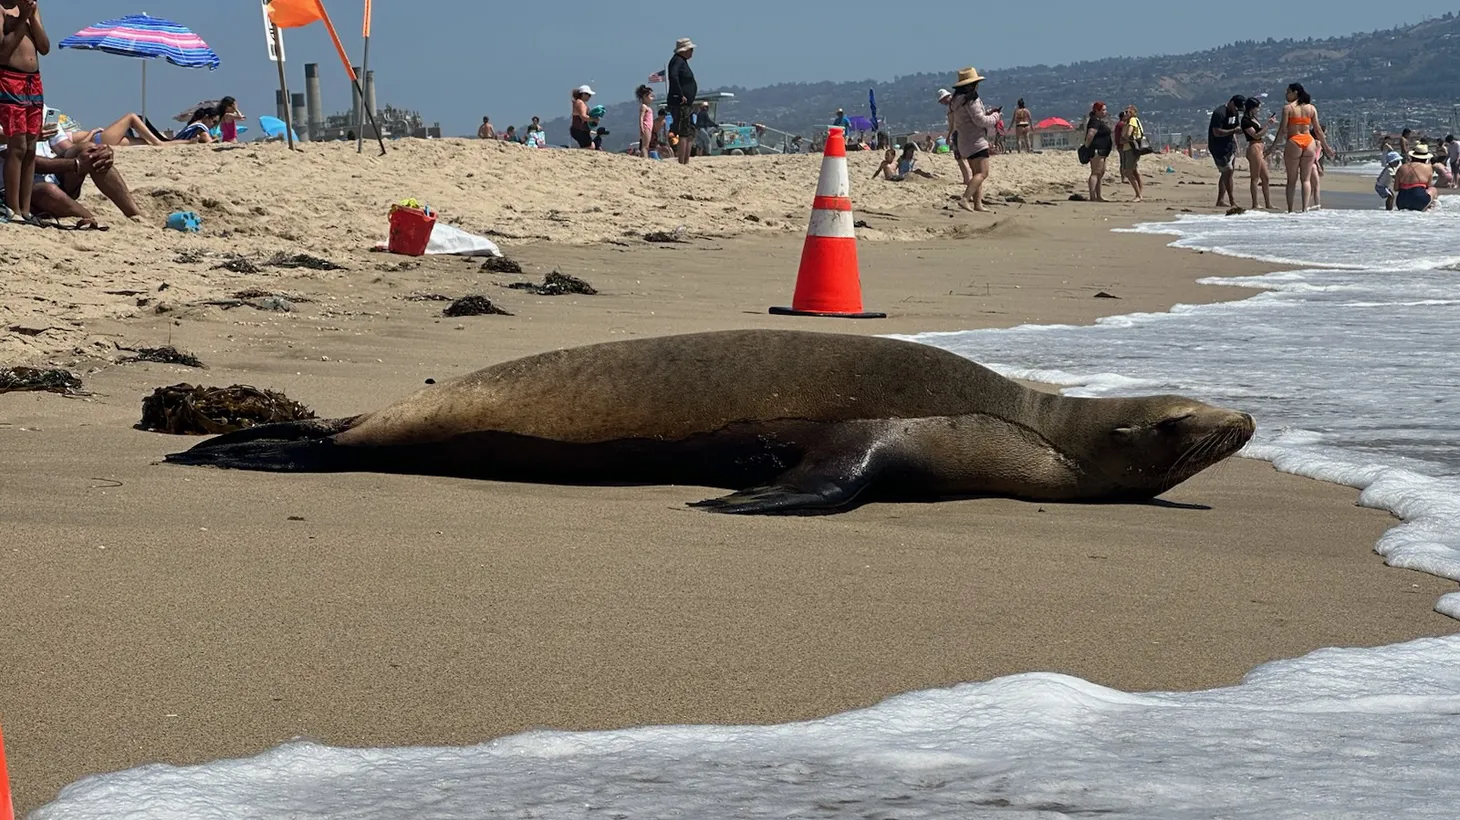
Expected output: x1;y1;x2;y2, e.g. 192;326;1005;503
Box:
0;119;141;228
170;107;217;144
50;111;166;149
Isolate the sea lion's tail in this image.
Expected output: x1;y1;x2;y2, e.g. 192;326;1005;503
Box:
164;416;365;472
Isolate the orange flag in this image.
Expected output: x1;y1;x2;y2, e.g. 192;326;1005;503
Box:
267;0;325;28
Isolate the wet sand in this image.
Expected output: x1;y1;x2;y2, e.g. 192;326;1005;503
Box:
1;150;1454;813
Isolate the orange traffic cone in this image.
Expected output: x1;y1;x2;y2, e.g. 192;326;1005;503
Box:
770;126;885;319
1;722;13;820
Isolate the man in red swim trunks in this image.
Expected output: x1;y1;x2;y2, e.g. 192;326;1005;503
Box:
0;0;49;224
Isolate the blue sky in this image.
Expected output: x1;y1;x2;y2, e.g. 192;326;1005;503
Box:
39;1;1424;136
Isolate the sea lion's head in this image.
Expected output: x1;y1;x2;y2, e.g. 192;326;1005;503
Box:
1074;396;1255;500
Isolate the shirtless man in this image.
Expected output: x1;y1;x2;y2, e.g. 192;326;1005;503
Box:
477;116;495;139
0;0;47;223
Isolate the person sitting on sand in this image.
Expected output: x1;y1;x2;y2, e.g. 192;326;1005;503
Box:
478;116;495;139
502;125;518;143
0;120;141;228
525;122;546;148
1393;143;1438;212
1374;150;1402;211
874;143;936;182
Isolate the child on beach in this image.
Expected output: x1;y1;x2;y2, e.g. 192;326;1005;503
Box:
1375;151;1401;211
217;96;244;143
0;0;50;224
874;143;936;181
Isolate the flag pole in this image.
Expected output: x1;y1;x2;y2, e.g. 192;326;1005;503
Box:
271;23;295;150
314;0;385;155
355;0;371;153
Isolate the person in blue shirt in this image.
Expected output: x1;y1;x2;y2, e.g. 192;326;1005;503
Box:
832;108;850;130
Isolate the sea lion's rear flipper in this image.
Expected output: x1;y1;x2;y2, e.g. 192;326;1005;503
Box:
688;479;865;515
688;423;894;515
164;416;366;471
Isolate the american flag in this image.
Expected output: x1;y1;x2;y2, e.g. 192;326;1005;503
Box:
648;69;666;83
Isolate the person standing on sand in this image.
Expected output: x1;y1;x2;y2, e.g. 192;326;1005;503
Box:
0;0;50;224
1119;105;1145;202
1082;102;1113;202
635;84;654;158
667;37;697;165
478;116;495;139
1241;97;1273;210
1272;83;1324;213
1208;95;1243;208
947;67;999;213
938;88;971;187
1013;98;1032;153
569;85;595;149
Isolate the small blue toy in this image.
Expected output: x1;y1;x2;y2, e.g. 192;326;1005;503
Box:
166;211;202;232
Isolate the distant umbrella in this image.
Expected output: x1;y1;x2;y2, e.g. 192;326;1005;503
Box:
1034;117;1074;130
176;100;221;123
59;13;221;119
259;116;300;143
869;88;878;132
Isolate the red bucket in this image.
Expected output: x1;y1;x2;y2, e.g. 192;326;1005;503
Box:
388;206;436;256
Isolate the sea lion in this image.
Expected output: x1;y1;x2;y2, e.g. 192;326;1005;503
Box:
165;329;1255;515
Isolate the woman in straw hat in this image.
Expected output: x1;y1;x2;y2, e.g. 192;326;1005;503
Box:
1393;142;1438;212
947;67;1001;212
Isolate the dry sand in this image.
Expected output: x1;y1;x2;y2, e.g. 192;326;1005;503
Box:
1;143;1454;813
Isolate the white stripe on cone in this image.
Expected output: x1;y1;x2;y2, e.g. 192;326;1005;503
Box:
814;156;850;198
808;209;857;239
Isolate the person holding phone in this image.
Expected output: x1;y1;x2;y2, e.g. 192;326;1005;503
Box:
947;67;999;212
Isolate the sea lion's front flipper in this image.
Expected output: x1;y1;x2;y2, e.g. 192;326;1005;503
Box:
688;422;896;515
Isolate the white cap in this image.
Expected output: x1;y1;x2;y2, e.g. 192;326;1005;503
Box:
576;85;595;96
937;88;952;101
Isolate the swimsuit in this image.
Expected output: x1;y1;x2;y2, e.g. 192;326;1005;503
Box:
0;66;43;137
1395;180;1431;212
1288;116;1314;150
1242;116;1262;143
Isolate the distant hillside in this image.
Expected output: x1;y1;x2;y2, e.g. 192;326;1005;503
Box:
532;14;1460;152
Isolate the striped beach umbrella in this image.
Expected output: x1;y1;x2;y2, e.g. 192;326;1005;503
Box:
59;13;221;119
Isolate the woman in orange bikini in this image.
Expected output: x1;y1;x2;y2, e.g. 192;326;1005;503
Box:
1273;82;1325;213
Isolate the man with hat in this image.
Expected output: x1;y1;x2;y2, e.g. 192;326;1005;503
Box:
832;108;850;130
667;37;697;165
1208;94;1246;208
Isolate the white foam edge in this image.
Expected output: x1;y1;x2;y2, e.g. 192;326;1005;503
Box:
886;334;1460;621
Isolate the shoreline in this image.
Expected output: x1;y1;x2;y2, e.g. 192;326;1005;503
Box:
4;147;1455;815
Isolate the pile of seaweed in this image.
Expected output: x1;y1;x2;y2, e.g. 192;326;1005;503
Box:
443;296;513;317
0;367;82;394
138;383;315;435
480;257;523;274
506;270;597;296
122;346;205;368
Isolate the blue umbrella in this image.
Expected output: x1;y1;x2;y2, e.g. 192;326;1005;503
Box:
59;13;221;119
869;88;878;133
258;116;299;143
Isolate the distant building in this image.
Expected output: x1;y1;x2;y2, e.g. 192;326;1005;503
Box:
310;104;442;141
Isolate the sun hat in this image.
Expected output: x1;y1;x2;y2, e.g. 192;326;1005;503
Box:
952;67;985;87
1409;142;1433;161
1383;151;1402;166
675;37;696;53
937;88;952;102
576;85;595;96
